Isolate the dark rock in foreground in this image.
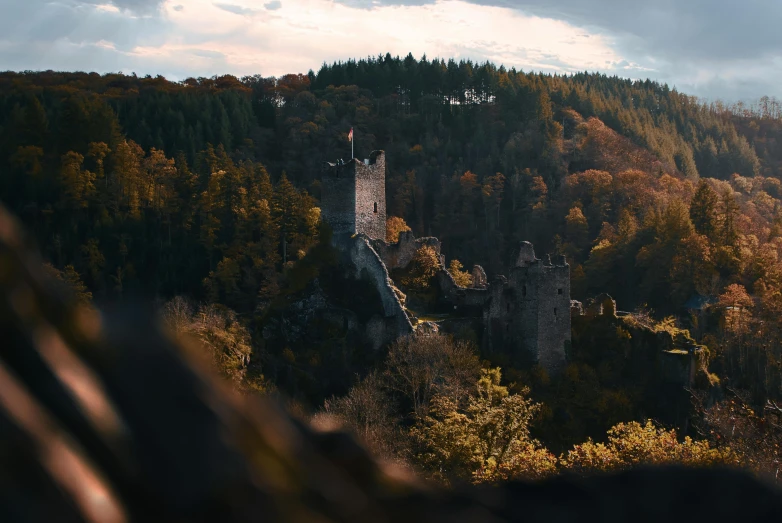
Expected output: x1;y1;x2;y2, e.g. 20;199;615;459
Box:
0;203;780;522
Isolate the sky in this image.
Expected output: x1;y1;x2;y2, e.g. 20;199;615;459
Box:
1;0;780;102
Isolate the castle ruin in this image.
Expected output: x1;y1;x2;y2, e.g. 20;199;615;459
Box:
321;150;571;375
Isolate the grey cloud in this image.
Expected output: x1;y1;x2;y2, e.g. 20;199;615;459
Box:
173;4;184;11
332;0;782;64
0;0;171;75
0;39;232;80
189;49;227;59
334;0;430;7
329;0;782;99
0;0;169;50
1;0;780;101
214;2;260;15
440;41;581;76
68;0;168;15
102;0;166;14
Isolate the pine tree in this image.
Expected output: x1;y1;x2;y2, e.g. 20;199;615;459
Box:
271;172;301;265
720;188;741;251
690;179;719;239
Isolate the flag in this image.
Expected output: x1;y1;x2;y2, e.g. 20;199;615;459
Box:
348;127;353;142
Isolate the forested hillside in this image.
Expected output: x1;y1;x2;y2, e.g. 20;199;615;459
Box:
2;55;782;484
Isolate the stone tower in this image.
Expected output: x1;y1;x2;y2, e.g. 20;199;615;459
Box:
483;242;571;373
321;150;386;241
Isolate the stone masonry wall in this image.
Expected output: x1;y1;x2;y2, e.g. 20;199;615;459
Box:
321;162;357;239
354;150;386;241
479;248;570;373
533;258;571;373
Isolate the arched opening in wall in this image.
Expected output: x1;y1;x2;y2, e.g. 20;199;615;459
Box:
373;202;378;213
522;285;527;297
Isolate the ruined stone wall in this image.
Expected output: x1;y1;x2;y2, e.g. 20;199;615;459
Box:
372;231;442;270
471;265;488;289
482;276;510;355
435;269;490;316
346;234;413;347
480;250;570;373
354;150;386;241
321;162;357;239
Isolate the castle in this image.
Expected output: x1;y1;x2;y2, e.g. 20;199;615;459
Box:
321;151;571;374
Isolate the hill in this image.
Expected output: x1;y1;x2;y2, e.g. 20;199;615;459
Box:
1;54;782;417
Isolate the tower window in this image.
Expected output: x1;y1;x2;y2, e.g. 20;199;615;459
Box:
373;202;378;213
558;288;563;295
506;303;510;312
522;285;527;297
554;307;558;317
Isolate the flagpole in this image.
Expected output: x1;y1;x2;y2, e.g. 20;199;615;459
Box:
351;128;354;160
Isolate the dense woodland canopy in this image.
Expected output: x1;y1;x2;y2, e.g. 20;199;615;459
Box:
3;54;782;484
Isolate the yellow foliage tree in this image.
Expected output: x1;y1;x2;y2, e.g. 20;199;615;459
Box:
448;259;472;287
386;216;411;243
560;421;738;476
411;368;556;485
162;297;256;386
400;245;441;293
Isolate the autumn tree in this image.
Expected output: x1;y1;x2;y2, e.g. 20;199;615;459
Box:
399;245;441;294
693;390;782;484
411;368;556;484
447;259;472;287
386;215;411;243
318;372;403;462
560;421;738;476
564;206;589;259
42;263;93;305
59;152;95;210
384;332;481;418
162;297;256;386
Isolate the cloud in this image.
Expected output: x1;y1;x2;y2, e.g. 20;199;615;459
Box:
319;0;782;100
0;0;778;101
104;0;167;14
328;0;782;64
0;0;170;53
214;2;260;15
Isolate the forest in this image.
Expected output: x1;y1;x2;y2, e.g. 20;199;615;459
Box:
1;54;782;486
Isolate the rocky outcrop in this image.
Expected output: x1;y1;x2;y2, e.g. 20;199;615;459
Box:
346;234;414;346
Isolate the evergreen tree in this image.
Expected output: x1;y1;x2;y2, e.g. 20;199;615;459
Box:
690;180;720;239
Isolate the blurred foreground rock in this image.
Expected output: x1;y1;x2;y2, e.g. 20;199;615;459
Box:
0;203;781;523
